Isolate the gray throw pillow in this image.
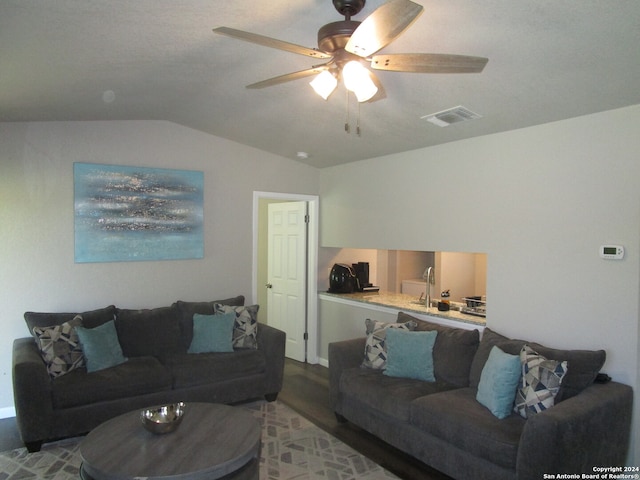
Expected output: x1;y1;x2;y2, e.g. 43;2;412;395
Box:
24;305;117;335
115;306;185;358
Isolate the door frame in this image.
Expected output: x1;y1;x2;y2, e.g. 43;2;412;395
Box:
252;191;319;364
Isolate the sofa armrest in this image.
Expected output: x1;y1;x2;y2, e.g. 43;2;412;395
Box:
328;337;366;410
12;337;54;444
516;381;633;479
257;323;286;397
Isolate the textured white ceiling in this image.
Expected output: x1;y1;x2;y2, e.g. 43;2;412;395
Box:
1;0;639;168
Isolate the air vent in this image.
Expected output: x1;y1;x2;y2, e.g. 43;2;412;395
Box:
422;106;482;127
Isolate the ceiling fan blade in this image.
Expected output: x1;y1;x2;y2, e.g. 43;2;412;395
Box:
345;0;423;58
371;53;489;73
213;27;332;59
246;65;330;89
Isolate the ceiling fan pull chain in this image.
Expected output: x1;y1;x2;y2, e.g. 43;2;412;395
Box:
356;102;361;136
344;90;351;133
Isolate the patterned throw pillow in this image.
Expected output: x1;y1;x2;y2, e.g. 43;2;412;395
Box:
514;344;568;419
214;304;259;349
32;315;85;378
361;318;417;369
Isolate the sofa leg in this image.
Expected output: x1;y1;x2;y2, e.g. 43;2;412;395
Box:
25;441;43;453
265;393;278;402
335;412;348;424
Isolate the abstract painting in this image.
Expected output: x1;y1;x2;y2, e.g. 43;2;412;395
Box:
74;163;204;263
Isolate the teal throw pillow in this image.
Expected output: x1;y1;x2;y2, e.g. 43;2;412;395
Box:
76;320;127;373
476;345;522;419
188;312;236;354
384;328;437;382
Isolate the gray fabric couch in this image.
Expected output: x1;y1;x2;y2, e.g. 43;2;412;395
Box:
329;312;633;480
12;295;285;452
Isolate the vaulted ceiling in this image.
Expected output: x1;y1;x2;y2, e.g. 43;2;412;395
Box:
1;1;639;168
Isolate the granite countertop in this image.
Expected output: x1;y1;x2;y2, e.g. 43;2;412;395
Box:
319;290;486;327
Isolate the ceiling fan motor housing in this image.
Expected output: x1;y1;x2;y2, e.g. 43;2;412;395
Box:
318;20;361;53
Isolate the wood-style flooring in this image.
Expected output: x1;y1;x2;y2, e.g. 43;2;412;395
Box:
278;358;452;480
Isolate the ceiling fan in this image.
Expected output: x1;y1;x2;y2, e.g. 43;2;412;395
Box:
213;0;488;103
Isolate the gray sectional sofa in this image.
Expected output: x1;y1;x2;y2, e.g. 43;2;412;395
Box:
12;295;285;452
329;312;633;480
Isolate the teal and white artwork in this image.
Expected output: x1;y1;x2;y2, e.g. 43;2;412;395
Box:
74;163;204;263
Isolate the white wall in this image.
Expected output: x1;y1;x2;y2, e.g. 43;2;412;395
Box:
319;105;640;464
0;120;319;411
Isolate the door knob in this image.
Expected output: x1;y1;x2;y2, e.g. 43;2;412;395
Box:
265;283;272;288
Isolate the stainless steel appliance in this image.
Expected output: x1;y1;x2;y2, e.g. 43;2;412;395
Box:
461;296;486;317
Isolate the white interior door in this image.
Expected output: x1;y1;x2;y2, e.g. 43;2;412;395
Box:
267;201;307;361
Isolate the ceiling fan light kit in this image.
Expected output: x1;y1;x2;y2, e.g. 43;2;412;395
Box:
342;61;378;102
310;70;339;100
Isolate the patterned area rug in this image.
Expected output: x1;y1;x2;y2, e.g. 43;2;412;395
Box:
0;401;397;480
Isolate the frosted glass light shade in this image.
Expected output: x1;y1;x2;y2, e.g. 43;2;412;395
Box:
342;61;378;102
310;71;338;100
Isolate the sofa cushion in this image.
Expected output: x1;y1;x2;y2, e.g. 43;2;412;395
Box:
76;320;128;373
384;329;437;382
174;296;245;349
340;367;459;422
188;312;235;353
476;346;522;419
362;318;417;369
32;315;85;378
514;345;568;418
165;349;266;389
398;312;480;387
469;328;525;389
24;305;116;335
214;304;259;349
115;306;185;359
525;341;604;401
409;388;526;470
52;356;172;409
469;327;605;401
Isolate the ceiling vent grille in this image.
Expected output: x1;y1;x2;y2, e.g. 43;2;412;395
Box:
422;106;482;127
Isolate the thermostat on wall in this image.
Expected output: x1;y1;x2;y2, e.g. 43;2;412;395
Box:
600;245;624;260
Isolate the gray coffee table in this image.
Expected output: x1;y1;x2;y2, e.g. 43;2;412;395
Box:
79;402;261;480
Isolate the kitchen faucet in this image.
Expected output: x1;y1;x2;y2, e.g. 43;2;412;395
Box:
423;266;435;308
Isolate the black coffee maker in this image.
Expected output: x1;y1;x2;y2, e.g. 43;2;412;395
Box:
329;262;379;293
329;264;357;293
352;262;372;290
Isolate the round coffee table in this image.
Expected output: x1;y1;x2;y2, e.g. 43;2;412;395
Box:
79;402;261;480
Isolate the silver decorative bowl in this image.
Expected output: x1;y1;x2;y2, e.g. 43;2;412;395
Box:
141;402;186;434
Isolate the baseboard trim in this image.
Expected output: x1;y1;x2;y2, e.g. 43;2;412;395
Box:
0;407;16;420
318;357;328;368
